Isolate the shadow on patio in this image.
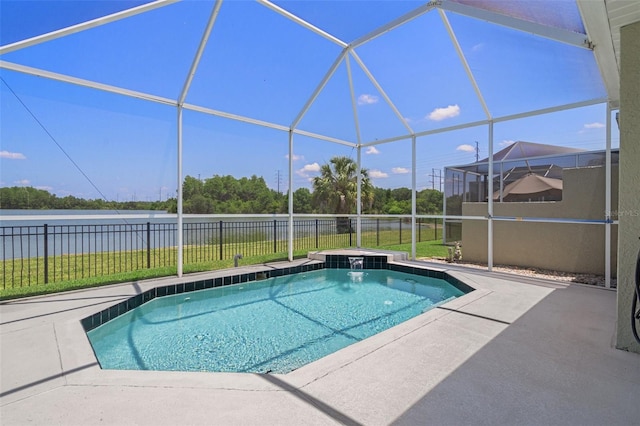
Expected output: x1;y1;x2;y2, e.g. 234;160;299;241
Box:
392;282;640;425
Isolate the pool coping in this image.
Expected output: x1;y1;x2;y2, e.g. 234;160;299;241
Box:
4;255;637;425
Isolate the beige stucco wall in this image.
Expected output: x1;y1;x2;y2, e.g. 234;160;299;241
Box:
461;165;618;275
616;21;640;353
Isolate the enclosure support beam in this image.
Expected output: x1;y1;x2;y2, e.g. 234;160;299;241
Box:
0;60;357;148
357;145;362;248
346;53;363;248
499;162;504;202
439;0;591;49
493;98;607;123
291;129;355;147
442;172;447;245
291;48;348;130
183;103;354;145
576;0;621;108
346;54;362;147
364;98;607;147
0;0;179;55
363;133;414;147
177;106;184;278
288;130;294;261
350;51;413;135
174;1;223;278
351;2;437;48
439;9;492;120
605;104;612;288
411;136;417;260
258;0;347;48
0;61;177;106
178;0;223;105
487;121;494;271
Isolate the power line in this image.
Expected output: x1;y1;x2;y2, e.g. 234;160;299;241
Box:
1;77;147;244
1;77;111;203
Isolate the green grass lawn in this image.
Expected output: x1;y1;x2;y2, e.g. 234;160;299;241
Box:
0;232;447;300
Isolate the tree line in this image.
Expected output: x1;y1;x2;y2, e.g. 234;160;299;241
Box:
0;186;171;211
0;157;443;215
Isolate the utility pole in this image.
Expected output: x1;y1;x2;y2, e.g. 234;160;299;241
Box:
475;141;480;162
275;170;282;194
429;169;443;192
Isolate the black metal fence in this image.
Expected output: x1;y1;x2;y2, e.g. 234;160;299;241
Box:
1;217;441;289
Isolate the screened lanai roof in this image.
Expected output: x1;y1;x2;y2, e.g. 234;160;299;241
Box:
0;0;590;45
478;141;585;163
1;0;637;145
1;0;639;201
445;141;619;178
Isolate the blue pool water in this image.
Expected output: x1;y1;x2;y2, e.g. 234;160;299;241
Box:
87;269;465;374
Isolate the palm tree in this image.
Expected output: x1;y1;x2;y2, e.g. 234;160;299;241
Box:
312;156;373;231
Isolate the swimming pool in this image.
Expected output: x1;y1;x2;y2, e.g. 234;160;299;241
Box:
86;268;467;374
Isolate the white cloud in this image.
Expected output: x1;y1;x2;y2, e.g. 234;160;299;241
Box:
296;162;321;177
427;104;460;121
285;154;304;161
456;144;475;153
472;43;484;52
392;167;410;174
358;94;379;105
584;122;605;129
15;179;30;185
500;140;515;147
1;150;26;160
365;146;380;155
369;170;388;178
35;185;53;191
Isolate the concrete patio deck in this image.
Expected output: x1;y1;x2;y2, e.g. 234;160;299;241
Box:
1;259;639;425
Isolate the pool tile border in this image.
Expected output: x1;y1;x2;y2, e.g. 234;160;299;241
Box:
387;263;475;294
81;255;474;332
81;262;323;332
324;254;389;269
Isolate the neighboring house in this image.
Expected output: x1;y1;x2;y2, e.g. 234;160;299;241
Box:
443;142;619;275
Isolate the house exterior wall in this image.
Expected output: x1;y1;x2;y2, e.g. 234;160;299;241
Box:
616;21;640;353
461;166;618;276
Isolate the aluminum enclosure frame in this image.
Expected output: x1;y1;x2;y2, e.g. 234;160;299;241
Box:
0;0;619;287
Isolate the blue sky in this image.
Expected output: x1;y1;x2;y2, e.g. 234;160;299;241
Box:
0;0;618;202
